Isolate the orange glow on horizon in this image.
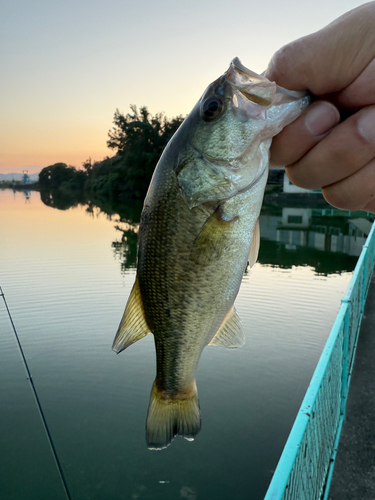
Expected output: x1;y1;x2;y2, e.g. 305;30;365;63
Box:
0;149;113;175
0;119;115;174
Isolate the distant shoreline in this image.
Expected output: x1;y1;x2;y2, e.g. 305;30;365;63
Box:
0;183;329;207
0;182;40;191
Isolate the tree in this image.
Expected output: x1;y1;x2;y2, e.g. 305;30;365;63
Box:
82;157;94;176
106;105;184;197
39;163;86;191
39;163;75;190
38;105;185;205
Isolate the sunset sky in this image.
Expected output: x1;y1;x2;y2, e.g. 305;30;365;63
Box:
2;0;366;174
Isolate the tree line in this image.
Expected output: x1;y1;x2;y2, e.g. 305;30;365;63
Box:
38;105;184;206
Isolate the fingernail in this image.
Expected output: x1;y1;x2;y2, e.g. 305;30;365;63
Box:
305;102;340;136
358;107;375;145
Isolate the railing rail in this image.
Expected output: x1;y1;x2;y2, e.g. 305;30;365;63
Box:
311;208;373;218
264;221;375;500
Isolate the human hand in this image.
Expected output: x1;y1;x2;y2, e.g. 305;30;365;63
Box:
264;2;375;212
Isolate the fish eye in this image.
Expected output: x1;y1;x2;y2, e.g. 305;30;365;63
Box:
201;96;224;122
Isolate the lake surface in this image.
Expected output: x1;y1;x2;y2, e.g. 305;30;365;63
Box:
0;188;372;500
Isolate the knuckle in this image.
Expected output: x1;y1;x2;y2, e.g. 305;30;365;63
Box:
321;185;345;210
355;107;375;150
322;184;363;211
285;165;319;190
273;45;292;66
363;199;375;214
267;44;296;83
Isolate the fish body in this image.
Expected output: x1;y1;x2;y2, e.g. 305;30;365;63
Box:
113;58;309;449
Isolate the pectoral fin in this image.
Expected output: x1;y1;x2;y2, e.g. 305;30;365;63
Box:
112;277;151;354
249;219;260;268
208;307;245;349
190;206;238;265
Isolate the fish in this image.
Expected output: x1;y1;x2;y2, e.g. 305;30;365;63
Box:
112;58;309;450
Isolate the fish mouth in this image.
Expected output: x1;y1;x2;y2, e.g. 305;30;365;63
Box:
225;58;276;109
239;89;273;107
226;57;310;108
230;57;262;79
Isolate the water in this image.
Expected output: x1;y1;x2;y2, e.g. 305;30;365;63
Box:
0;189;372;500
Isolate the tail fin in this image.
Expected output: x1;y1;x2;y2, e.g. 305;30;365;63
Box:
146;381;201;450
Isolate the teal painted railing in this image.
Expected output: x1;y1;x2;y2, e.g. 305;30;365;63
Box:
264;221;375;500
311;208;373;218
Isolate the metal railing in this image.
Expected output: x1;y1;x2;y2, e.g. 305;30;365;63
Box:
311;208;373;218
264;221;375;500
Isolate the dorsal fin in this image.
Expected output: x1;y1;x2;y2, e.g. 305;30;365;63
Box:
208;307;245;349
249;219;260;268
112;277;151;353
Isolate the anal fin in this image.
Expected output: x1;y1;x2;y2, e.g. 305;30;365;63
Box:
112;276;151;353
208;307;245;349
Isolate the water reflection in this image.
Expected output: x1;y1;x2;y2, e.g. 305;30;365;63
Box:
40;188;86;210
1;188;373;500
112;222;139;270
22;190;31;202
10;188;31;203
34;191;375;274
109;206;373;275
9;188;373;275
259;208;373;275
269;208;371;257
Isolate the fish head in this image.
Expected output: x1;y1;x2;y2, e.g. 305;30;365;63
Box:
176;58;310;208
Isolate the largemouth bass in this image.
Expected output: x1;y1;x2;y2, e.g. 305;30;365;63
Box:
113;58;309;450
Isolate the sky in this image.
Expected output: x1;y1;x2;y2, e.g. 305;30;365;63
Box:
1;0;367;174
